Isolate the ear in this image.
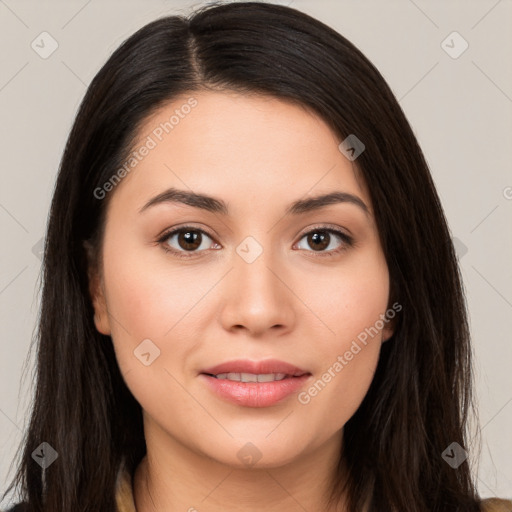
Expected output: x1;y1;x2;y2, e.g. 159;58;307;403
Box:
382;320;395;343
381;305;398;343
382;283;400;343
83;240;111;336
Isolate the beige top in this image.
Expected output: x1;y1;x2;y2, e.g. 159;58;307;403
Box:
4;465;511;511
115;462;137;512
114;463;512;512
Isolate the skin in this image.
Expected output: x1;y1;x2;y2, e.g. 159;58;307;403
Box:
88;90;395;511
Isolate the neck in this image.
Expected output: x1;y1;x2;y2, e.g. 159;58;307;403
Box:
133;418;348;512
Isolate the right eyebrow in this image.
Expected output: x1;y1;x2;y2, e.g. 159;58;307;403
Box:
139;187;228;215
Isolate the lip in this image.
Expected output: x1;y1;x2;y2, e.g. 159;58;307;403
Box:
199;359;312;408
200;358;310;377
199;373;312;407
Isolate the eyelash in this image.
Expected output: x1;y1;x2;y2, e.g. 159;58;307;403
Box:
157;225;354;259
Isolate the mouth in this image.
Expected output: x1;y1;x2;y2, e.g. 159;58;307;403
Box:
198;359;312;408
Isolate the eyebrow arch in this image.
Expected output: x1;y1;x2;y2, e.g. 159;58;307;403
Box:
139;187;370;217
286;191;369;217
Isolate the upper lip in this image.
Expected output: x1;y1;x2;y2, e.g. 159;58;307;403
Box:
201;359;310;377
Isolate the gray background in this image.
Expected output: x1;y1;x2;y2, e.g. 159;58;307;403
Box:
0;0;511;506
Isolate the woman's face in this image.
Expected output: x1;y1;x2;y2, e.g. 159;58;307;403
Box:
89;90;394;468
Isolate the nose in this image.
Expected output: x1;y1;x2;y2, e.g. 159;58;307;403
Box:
218;246;297;336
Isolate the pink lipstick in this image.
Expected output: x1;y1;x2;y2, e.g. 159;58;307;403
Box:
199;359;312;408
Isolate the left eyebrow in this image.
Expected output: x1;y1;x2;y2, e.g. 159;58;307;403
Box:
138;187;370;218
285;191;370;218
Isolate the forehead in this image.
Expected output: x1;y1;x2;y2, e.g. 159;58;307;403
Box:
108;90;371;216
134;90;337;158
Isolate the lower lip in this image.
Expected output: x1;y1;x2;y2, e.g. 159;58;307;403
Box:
200;373;312;408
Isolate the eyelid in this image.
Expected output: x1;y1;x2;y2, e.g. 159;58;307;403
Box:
296;223;351;239
156;222;215;240
156;223;216;243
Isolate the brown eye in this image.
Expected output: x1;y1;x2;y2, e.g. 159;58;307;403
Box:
160;227;218;256
295;227;353;256
176;230;202;251
306;231;330;251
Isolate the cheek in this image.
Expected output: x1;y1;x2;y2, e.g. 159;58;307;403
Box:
101;248;208;415
100;234;211;372
299;250;390;351
293;253;389;422
296;341;380;439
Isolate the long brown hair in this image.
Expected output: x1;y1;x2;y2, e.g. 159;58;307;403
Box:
3;2;484;510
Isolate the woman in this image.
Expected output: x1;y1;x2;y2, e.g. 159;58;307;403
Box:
2;2;510;511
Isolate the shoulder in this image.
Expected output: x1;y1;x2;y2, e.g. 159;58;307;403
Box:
481;497;512;512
